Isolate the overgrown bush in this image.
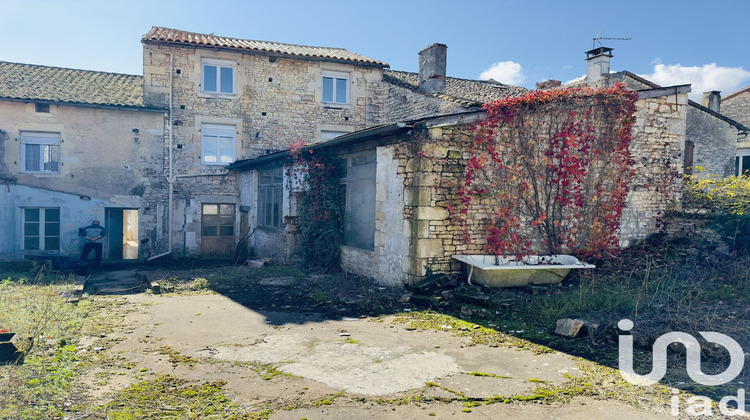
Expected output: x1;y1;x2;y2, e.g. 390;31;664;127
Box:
683;171;750;254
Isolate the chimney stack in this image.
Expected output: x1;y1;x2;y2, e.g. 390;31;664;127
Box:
419;43;447;94
585;47;613;82
701;91;721;112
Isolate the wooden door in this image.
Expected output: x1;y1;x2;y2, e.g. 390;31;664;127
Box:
200;204;235;258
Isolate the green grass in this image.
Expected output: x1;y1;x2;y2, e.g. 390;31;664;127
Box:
0;269;89;419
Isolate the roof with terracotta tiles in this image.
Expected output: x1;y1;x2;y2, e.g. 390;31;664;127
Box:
0;61;153;108
142;27;388;68
383;69;530;107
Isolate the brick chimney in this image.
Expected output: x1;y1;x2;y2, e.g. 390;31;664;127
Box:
585;47;613;82
419;43;447;94
701;91;721;112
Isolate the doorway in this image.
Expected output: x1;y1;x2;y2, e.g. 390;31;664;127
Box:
106;208;140;260
200;203;235;258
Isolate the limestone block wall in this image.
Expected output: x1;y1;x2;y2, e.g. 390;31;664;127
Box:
686;106;736;177
620;94;686;244
395;96;686;282
722;90;750;128
142;44;382;257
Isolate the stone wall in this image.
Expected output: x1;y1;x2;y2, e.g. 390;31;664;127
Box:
722;90;750;128
686;106;736;177
370;81;469;124
394;94;686;283
616;94;686;245
142;44;383;257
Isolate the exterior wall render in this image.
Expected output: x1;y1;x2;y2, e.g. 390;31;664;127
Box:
0;99;168;259
340;145;409;286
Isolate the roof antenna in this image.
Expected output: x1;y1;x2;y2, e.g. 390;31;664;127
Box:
593;33;631;49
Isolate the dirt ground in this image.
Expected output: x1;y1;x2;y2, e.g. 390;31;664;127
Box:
68;265;678;419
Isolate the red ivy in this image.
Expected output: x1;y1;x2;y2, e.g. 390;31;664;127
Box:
456;83;638;261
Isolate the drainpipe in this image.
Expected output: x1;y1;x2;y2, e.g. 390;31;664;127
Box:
149;51;174;260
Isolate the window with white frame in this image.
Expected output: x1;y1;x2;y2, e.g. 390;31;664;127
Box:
737;150;750;176
21;132;60;173
23;208;60;251
201;124;235;165
258;168;283;229
322;70;349;104
320;131;348;142
202;58;235;94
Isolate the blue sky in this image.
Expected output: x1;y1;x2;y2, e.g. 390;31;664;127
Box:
3;0;749;100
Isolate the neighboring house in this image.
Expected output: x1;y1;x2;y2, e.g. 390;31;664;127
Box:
0;61;167;261
720;85;750;174
578;47;748;178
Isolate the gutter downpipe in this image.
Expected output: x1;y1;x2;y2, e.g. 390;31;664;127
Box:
149;51;174;260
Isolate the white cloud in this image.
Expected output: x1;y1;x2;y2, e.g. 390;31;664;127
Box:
640;63;750;100
479;61;525;85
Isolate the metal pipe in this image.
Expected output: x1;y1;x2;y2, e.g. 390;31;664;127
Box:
149;50;174;261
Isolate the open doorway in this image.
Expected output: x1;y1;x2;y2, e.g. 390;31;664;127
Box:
106;208;139;260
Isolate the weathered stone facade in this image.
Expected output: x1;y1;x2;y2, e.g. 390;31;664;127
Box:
620;94;686;243
141;39;384;257
341;92;687;285
722;87;750;128
685;106;736;177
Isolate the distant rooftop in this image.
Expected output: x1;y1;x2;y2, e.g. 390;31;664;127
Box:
0;61;154;109
383;69;529;107
142;27;388;68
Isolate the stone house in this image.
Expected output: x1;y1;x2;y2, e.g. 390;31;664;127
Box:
580;47;748;178
229;47;749;286
1;27;745;274
720;85;750;174
0;61;167;261
229;83;691;286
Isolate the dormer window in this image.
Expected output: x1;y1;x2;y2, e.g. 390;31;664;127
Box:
202;58;235;94
322;70;349;104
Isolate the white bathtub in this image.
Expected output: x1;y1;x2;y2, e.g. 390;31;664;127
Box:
452;254;595;288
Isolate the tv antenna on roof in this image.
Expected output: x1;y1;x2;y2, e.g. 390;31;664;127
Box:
593;33;631;49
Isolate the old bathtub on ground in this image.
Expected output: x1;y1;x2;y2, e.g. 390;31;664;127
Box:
452;254;595;288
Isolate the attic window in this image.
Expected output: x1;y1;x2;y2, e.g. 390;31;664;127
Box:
35;103;50;113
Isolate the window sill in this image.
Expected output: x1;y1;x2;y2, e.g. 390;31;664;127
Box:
20;172;62;177
197;91;240;100
321;103;351;109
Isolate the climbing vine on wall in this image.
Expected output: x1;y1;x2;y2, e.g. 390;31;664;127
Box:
289;142;345;271
458;83;638;260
